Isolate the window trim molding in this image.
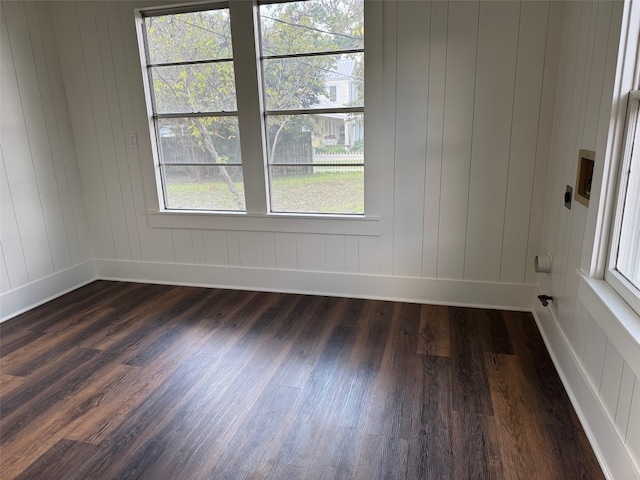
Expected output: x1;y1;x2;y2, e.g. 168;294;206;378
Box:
146;210;380;235
134;0;380;224
135;7;166;214
604;90;640;316
586;0;640;280
578;0;640;362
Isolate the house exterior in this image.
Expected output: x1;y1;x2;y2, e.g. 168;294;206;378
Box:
314;56;363;149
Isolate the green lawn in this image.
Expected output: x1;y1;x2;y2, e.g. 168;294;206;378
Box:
165;171;364;213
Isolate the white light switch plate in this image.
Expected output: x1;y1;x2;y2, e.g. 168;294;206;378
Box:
127;133;138;149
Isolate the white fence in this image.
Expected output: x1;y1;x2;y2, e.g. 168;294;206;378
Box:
313;152;364;173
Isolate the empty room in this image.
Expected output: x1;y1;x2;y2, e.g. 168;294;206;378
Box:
1;0;639;478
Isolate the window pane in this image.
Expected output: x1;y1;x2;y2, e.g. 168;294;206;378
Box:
162;165;245;211
259;0;364;56
616;109;640;289
157;117;241;166
269;166;363;214
263;53;363;110
151;63;237;114
145;9;233;64
266;113;364;165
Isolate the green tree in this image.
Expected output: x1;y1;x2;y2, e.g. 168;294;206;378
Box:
260;0;363;163
146;9;244;207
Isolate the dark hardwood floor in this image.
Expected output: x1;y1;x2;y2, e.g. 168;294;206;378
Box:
0;281;604;479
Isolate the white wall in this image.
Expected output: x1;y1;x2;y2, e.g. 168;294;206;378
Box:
0;1;94;321
48;0;560;310
534;1;640;478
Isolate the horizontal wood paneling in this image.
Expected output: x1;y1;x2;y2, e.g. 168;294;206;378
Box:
0;1;92;319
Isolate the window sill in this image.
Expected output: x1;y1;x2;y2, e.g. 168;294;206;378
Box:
146;210;381;236
578;271;640;380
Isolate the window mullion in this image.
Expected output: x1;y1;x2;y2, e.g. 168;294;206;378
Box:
229;0;268;215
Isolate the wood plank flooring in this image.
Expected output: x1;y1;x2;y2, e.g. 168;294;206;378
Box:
0;281;604;479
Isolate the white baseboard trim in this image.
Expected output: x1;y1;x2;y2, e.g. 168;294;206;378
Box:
0;260;97;323
532;297;639;480
94;259;536;311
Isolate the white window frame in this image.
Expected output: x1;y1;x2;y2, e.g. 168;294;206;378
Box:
258;1;365;215
134;0;382;235
606;90;640;316
140;3;245;212
329;85;337;102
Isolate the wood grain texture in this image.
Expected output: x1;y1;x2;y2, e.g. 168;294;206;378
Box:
418;304;450;357
0;281;604;479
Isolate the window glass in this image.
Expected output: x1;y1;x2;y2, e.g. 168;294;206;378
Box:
270;166;363;214
260;0;364;215
259;0;364;56
262;53;363;110
139;1;365;216
145;9;233;64
150;63;237;114
163;165;245;211
143;7;245;211
266;113;364;214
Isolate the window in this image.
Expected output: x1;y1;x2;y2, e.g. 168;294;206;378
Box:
607;90;640;315
138;0;364;216
329;85;337;102
142;6;245;211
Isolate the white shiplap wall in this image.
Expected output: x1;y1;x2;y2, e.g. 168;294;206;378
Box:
47;0;559;309
0;1;93;320
535;1;640;477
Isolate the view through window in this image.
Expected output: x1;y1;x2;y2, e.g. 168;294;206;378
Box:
260;0;364;214
144;6;245;211
140;0;365;215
